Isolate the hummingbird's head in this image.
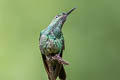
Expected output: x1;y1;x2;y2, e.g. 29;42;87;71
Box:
49;8;76;28
52;12;67;23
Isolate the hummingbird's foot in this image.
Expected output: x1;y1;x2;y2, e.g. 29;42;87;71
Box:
52;55;69;65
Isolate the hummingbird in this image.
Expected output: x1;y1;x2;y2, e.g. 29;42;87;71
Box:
39;8;76;80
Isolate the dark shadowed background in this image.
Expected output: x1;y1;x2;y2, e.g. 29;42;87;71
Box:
0;0;120;80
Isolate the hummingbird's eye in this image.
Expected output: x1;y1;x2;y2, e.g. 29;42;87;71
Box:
55;15;60;18
55;16;58;18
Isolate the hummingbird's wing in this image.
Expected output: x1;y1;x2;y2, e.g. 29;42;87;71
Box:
59;65;66;80
59;35;66;80
54;35;66;80
54;51;66;80
39;34;51;79
41;53;51;79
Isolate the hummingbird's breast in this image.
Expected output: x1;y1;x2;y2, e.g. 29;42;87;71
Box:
40;33;63;56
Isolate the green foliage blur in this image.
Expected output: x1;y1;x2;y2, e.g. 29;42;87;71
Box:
0;0;120;80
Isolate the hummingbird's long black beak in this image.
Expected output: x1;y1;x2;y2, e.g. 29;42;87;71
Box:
66;8;76;16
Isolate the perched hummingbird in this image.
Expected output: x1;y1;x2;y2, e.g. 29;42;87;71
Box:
39;8;76;80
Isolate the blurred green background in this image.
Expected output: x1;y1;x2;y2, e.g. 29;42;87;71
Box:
0;0;120;80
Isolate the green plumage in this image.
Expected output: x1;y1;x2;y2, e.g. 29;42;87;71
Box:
40;27;64;55
39;8;76;80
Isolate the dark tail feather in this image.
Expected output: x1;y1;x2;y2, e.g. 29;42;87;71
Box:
59;65;66;80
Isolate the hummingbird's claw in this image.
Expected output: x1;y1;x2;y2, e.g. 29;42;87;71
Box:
52;55;69;65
